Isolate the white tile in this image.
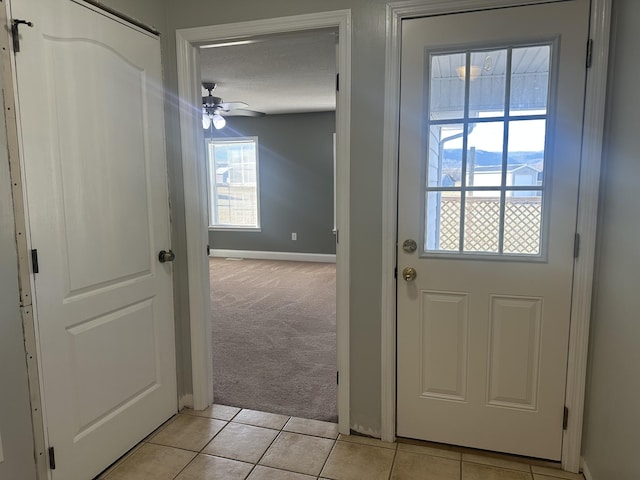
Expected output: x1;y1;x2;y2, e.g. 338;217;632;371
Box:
233;409;289;430
531;465;584;480
463;453;531;473
283;417;339;439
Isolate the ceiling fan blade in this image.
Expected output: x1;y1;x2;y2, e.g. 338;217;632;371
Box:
203;95;223;107
223;109;266;117
218;101;249;111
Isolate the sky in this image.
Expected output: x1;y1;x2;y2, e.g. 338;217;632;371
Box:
443;111;547;152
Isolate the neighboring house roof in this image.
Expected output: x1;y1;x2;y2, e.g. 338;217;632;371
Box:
442;174;456;186
472;164;540;174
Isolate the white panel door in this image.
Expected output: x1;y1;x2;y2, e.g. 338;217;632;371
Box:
396;1;590;460
12;0;177;478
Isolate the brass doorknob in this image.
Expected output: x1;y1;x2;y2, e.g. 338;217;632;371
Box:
402;266;417;282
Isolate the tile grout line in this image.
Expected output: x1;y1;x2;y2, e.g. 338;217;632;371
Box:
195;414;250;477
253;430;337;478
245;414;292;479
191;415;260;480
199;409;340;479
387;443;399;480
169;417;231;480
316;437;338;479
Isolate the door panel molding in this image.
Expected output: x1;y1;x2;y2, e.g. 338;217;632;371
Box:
381;0;612;471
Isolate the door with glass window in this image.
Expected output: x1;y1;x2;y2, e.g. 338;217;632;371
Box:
396;1;590;459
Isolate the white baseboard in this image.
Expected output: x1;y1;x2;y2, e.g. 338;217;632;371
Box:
581;458;593;480
179;393;193;410
350;423;381;439
210;249;336;263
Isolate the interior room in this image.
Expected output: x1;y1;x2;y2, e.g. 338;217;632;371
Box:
199;29;338;422
1;1;638;480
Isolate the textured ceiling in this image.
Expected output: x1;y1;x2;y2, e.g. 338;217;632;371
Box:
199;28;337;115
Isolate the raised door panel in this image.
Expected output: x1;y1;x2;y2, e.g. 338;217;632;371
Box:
67;299;160;436
420;291;469;401
45;38;153;295
487;296;542;410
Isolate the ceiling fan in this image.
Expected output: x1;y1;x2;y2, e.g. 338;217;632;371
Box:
202;81;265;130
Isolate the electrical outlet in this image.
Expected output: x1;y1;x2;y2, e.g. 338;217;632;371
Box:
291;232;297;241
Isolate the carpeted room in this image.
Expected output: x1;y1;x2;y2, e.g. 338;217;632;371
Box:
202;30;338;423
210;257;337;421
204;113;338;419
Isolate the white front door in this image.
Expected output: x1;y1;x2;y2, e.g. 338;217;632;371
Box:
396;1;590;460
13;1;177;478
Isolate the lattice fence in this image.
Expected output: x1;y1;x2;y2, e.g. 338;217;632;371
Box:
214;185;258;226
438;196;542;254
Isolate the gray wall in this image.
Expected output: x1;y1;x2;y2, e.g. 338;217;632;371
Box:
95;0;640;447
581;1;640;479
0;76;36;479
208;112;336;255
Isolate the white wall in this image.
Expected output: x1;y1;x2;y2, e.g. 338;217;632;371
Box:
581;1;640;479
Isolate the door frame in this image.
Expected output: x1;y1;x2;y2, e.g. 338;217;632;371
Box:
176;10;352;434
380;0;611;472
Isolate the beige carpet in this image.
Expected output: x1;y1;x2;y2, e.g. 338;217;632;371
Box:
210;257;337;422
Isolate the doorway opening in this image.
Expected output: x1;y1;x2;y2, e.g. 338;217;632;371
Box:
201;29;338;421
176;10;351;434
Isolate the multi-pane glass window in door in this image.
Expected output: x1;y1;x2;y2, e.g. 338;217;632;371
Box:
424;45;551;256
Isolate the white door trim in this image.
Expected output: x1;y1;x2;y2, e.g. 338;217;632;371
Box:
176;10;352;434
381;0;611;471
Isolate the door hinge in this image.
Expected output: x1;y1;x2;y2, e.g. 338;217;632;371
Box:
31;249;39;274
11;19;34;53
207;244;211;256
563;406;569;430
48;446;56;470
394;267;398;279
586;39;593;68
336;73;340;92
336;371;339;384
573;233;580;258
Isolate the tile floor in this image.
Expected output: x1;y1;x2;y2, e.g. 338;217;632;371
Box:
97;405;585;480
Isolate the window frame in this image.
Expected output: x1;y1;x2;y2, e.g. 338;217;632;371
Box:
206;136;261;232
421;40;557;261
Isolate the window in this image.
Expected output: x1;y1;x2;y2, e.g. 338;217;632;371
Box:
424;45;551;256
206;137;260;229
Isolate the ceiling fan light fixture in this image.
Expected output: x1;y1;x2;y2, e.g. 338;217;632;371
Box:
212;113;226;130
456;65;481;81
202;112;212;129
